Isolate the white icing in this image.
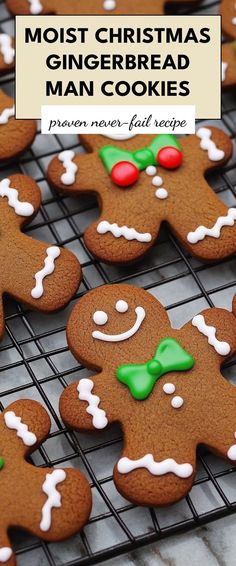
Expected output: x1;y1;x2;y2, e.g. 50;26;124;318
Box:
92;306;145;342
0;34;14;65
192;314;230;355
40;469;66;531
116;300;128;313
97;220;152;243
0;178;34;216
0;105;14;125
163;383;176;394
0;548;13;562
171;396;184;409
28;0;43;13
146;166;157;176
77;378;108;429
228;433;236;459
187;208;236;244
103;133;136;140
4;411;37;446
93;310;108;325
222;61;228;82
156;188;168;199
117;454;193;478
59;150;78;185
103;0;116;10
31;246;60;299
152;175;163;187
196;127;225;161
232;4;236;24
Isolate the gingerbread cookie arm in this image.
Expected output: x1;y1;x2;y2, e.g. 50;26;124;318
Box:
48;152;101;195
4;232;81;317
0;90;36;161
5;0;168;15
222;43;236;88
0;34;14;75
221;0;236;40
60;375;112;432
2;400;51;456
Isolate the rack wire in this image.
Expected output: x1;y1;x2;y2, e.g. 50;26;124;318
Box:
1;0;236;564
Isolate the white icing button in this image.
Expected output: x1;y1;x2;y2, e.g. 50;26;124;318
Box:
0;547;13;562
146;166;157;176
163;383;176;395
116;300;128;313
171;396;184;409
228;443;236;460
103;133;136;140
103;0;116;9
152;176;163;187
93;310;108;325
155;188;168;200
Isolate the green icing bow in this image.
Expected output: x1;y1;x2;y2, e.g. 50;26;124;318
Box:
116;338;194;400
99;134;181;174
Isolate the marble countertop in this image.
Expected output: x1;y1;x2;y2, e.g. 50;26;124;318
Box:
104;515;236;566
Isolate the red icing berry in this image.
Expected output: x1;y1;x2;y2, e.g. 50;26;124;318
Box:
157;147;183;170
111;161;139;187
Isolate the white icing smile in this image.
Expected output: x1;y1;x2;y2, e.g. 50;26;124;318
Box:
92;305;145;342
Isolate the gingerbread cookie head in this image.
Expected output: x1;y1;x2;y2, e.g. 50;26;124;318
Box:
48;129;235;265
0;34;14;74
0;90;36;161
0;173;81;339
60;283;236;507
5;0;197;16
0;399;91;565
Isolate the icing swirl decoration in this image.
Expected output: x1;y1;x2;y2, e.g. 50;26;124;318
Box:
59;150;78;185
40;469;66;531
187;208;236;244
31;246;61;299
196;127;225;161
0;34;14;65
0;105;14;125
4;411;37;446
117;454;193;478
97;220;152;243
77;378;108;429
0;178;34;216
116;338;194;400
192;314;231;355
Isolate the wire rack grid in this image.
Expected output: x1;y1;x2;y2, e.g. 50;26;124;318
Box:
1;1;236;565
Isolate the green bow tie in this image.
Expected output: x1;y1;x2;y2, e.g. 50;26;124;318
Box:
99;135;182;175
116;338;194;400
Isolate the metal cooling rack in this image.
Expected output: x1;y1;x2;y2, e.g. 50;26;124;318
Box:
1;1;236;565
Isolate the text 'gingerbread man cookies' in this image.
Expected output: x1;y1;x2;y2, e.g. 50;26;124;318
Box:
48;130;235;264
0;399;91;565
0;34;14;75
5;0;198;16
0;173;81;339
0;90;36;161
60;283;236;507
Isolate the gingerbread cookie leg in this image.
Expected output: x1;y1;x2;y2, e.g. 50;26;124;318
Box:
222;42;236;88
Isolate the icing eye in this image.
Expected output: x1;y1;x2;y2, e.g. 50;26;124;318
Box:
116;300;128;313
93;310;108;325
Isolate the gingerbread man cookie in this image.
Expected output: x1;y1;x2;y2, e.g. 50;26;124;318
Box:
60;283;236;507
0;90;36;161
5;0;198;15
0;173;81;339
222;42;236;89
48;130;235;264
0;398;91;565
0;34;14;75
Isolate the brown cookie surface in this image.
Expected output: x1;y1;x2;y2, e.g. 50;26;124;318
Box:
0;173;82;338
222;42;236;88
60;283;236;507
48;130;235;264
5;0;198;15
0;90;36;161
0;399;91;565
222;0;236;40
0;34;14;75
